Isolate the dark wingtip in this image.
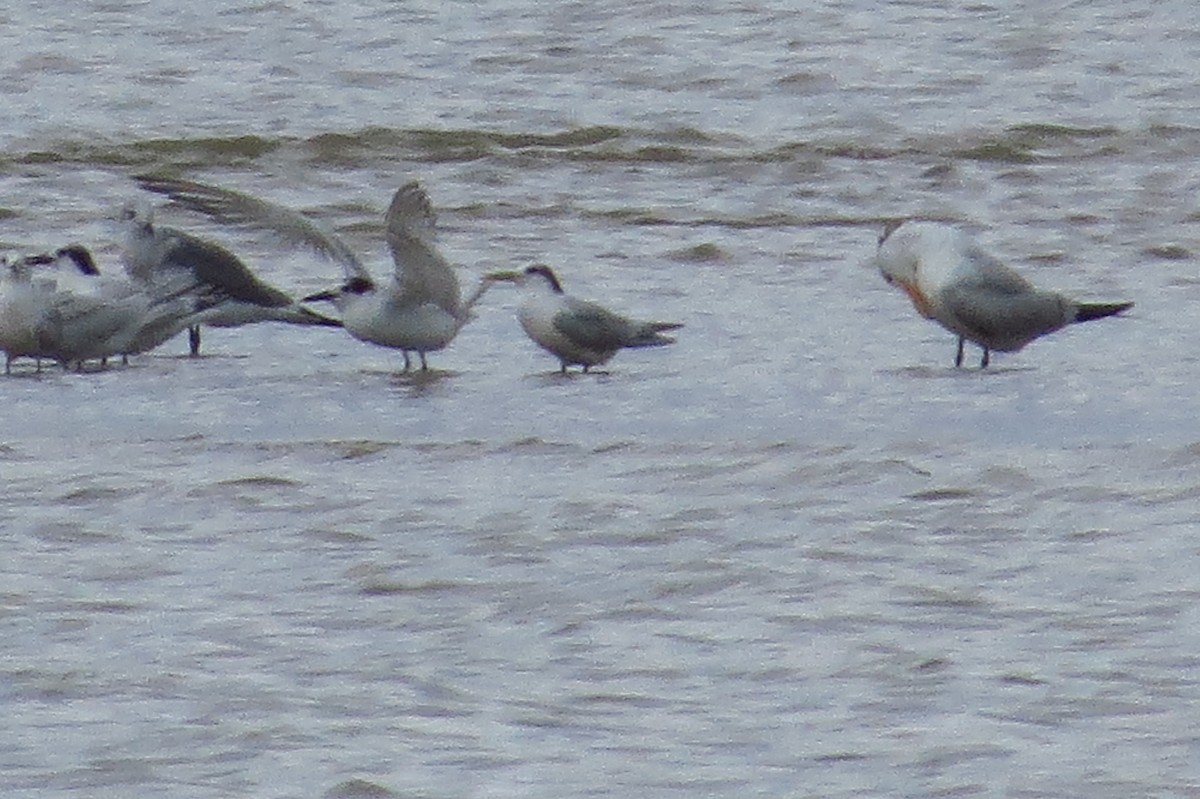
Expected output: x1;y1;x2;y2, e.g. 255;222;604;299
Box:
1075;301;1134;323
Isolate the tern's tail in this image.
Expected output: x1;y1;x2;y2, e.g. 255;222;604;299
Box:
292;306;343;327
629;321;683;348
1073;301;1133;324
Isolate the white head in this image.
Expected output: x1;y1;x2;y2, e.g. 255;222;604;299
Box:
878;220;971;281
876;221;969;319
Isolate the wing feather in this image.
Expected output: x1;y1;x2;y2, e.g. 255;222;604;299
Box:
136;176;368;282
383;182;460;314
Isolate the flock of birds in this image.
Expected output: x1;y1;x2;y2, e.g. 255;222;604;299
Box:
0;176;1133;377
0;177;682;375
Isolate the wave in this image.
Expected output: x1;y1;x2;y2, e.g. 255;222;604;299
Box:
6;121;1195;175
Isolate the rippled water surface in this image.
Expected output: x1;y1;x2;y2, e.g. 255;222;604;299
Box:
3;1;1200;797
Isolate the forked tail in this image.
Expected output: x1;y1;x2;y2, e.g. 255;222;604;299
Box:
283;305;343;327
1074;301;1133;324
629;321;683;347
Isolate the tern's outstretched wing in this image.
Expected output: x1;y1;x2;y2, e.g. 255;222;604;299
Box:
135;175;369;282
384;182;460;315
154;226;294;308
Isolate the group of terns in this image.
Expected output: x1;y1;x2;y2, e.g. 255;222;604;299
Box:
0;177;682;374
0;176;1134;376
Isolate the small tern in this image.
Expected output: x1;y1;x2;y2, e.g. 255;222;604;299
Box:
49;244;218;363
135;176;495;371
875;221;1133;368
0;254;57;372
121;199;341;356
486;265;682;373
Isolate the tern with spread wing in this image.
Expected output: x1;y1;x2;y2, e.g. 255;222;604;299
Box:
875;221;1132;368
121;199;341;356
486;265;682;373
136;177;495;371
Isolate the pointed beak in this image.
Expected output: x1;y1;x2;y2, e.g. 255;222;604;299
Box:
484;270;522;283
302;288;339;303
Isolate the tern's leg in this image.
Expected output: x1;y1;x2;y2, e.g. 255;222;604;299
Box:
419;352;429;371
402;351;412;372
582;364;591;374
188;326;201;357
980;348;990;369
955;337;965;368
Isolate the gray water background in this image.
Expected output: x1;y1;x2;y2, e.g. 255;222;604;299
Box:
2;1;1200;797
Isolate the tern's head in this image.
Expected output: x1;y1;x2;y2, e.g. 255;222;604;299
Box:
118;201;155;238
303;275;375;305
875;220;921;288
4;252;54;279
483;264;564;294
55;244;101;276
522;264;564;293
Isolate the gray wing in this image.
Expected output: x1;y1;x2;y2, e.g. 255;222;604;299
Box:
384;182;460;315
942;253;1071;349
553;297;638;351
958;245;1037;295
156;226;293;308
135;176;369;282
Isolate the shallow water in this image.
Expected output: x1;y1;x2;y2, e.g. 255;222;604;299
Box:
3;1;1200;797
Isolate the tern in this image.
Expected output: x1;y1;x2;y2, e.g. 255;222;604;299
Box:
0;254;57;372
121;200;341;356
135;176;495;371
49;244;218;363
875;221;1133;368
486;265;682;373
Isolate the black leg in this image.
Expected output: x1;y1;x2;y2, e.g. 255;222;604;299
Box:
955;337;965;368
980;348;990;369
188;326;201;357
402;351;412;372
419;352;428;371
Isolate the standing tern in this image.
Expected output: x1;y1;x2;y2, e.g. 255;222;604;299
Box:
121;201;341;356
485;265;682;373
135;176;495;371
0;254;56;372
875;221;1133;368
49;244;219;363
